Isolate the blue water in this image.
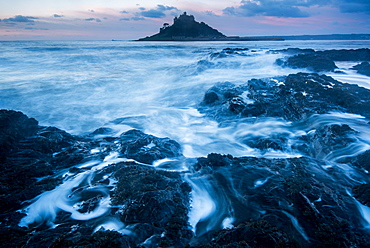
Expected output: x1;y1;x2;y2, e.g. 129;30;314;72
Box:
1;40;370;157
2;40;370;238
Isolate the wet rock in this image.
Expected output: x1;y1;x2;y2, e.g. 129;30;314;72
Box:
278;53;338;72
268;48;315;55
191;155;370;247
199;73;370;121
90;127;115;136
211;48;249;58
352;61;370;76
203;91;220;105
0;110;110;236
118;129;183;164
0;109;38;161
353;183;370;207
195;153;233;169
201;82;246;106
112;163;193;247
245;137;286;151
340;150;370;171
321;48;370;61
275;48;370;72
196;220;296;248
0;110;80;215
296;124;358;160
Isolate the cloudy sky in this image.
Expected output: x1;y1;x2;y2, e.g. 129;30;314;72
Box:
0;0;369;40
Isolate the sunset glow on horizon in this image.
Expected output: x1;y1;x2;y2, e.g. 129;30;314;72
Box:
0;0;369;40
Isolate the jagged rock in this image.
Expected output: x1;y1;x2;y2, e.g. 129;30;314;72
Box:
339;150;370;171
275;48;370;72
353;183;370;207
244;136;287;151
118;129;183;164
191;155;370;247
195;220;296;248
0;109;38;161
0;109;192;247
199;73;370;121
210;47;249;58
0;110;85;216
277;53;338;72
112;163;193;247
295;124;358;160
268;48;315;55
352;61;370;76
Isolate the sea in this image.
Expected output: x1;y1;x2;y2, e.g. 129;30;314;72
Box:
1;40;370;157
1;40;370;242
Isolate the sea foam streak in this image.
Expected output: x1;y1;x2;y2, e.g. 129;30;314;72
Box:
19;152;125;228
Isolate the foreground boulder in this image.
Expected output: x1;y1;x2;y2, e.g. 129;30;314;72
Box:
0;110;83;215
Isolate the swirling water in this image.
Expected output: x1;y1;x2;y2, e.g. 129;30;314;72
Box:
1;40;370;242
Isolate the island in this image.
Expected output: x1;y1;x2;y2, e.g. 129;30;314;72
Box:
137;12;284;41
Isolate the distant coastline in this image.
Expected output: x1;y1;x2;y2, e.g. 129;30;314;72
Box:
240;33;370;41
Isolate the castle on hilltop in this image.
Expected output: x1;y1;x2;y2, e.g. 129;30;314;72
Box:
138;12;226;41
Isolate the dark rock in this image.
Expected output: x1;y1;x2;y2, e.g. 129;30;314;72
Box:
322;48;370;61
339;150;370;171
190;155;370;247
112;163;193;247
281;53;338;72
201;82;247;108
199;73;370;121
275;48;370;72
353;183;370;207
0;109;38;161
118;129;183;164
268;48;315;55
0;110;102;227
211;48;249;59
352;61;370;76
196;220;297;248
203;91;220;105
195;153;233;169
245;137;286;151
296;124;358;160
91;127;115;136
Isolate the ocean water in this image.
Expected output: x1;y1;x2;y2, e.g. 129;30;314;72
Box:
1;40;370;158
2;40;370;242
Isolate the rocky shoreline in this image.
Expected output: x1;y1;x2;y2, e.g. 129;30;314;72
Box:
1;47;370;247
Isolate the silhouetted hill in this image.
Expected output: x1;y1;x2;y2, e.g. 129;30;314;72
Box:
138;12;226;41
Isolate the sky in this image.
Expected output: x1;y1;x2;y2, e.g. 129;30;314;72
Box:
0;0;369;40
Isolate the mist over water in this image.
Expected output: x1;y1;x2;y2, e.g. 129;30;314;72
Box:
2;40;370;244
1;40;369;157
0;40;367;137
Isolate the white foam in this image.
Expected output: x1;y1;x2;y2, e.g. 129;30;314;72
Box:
19;152;125;228
282;211;310;241
222;217;234;229
184;174;216;232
